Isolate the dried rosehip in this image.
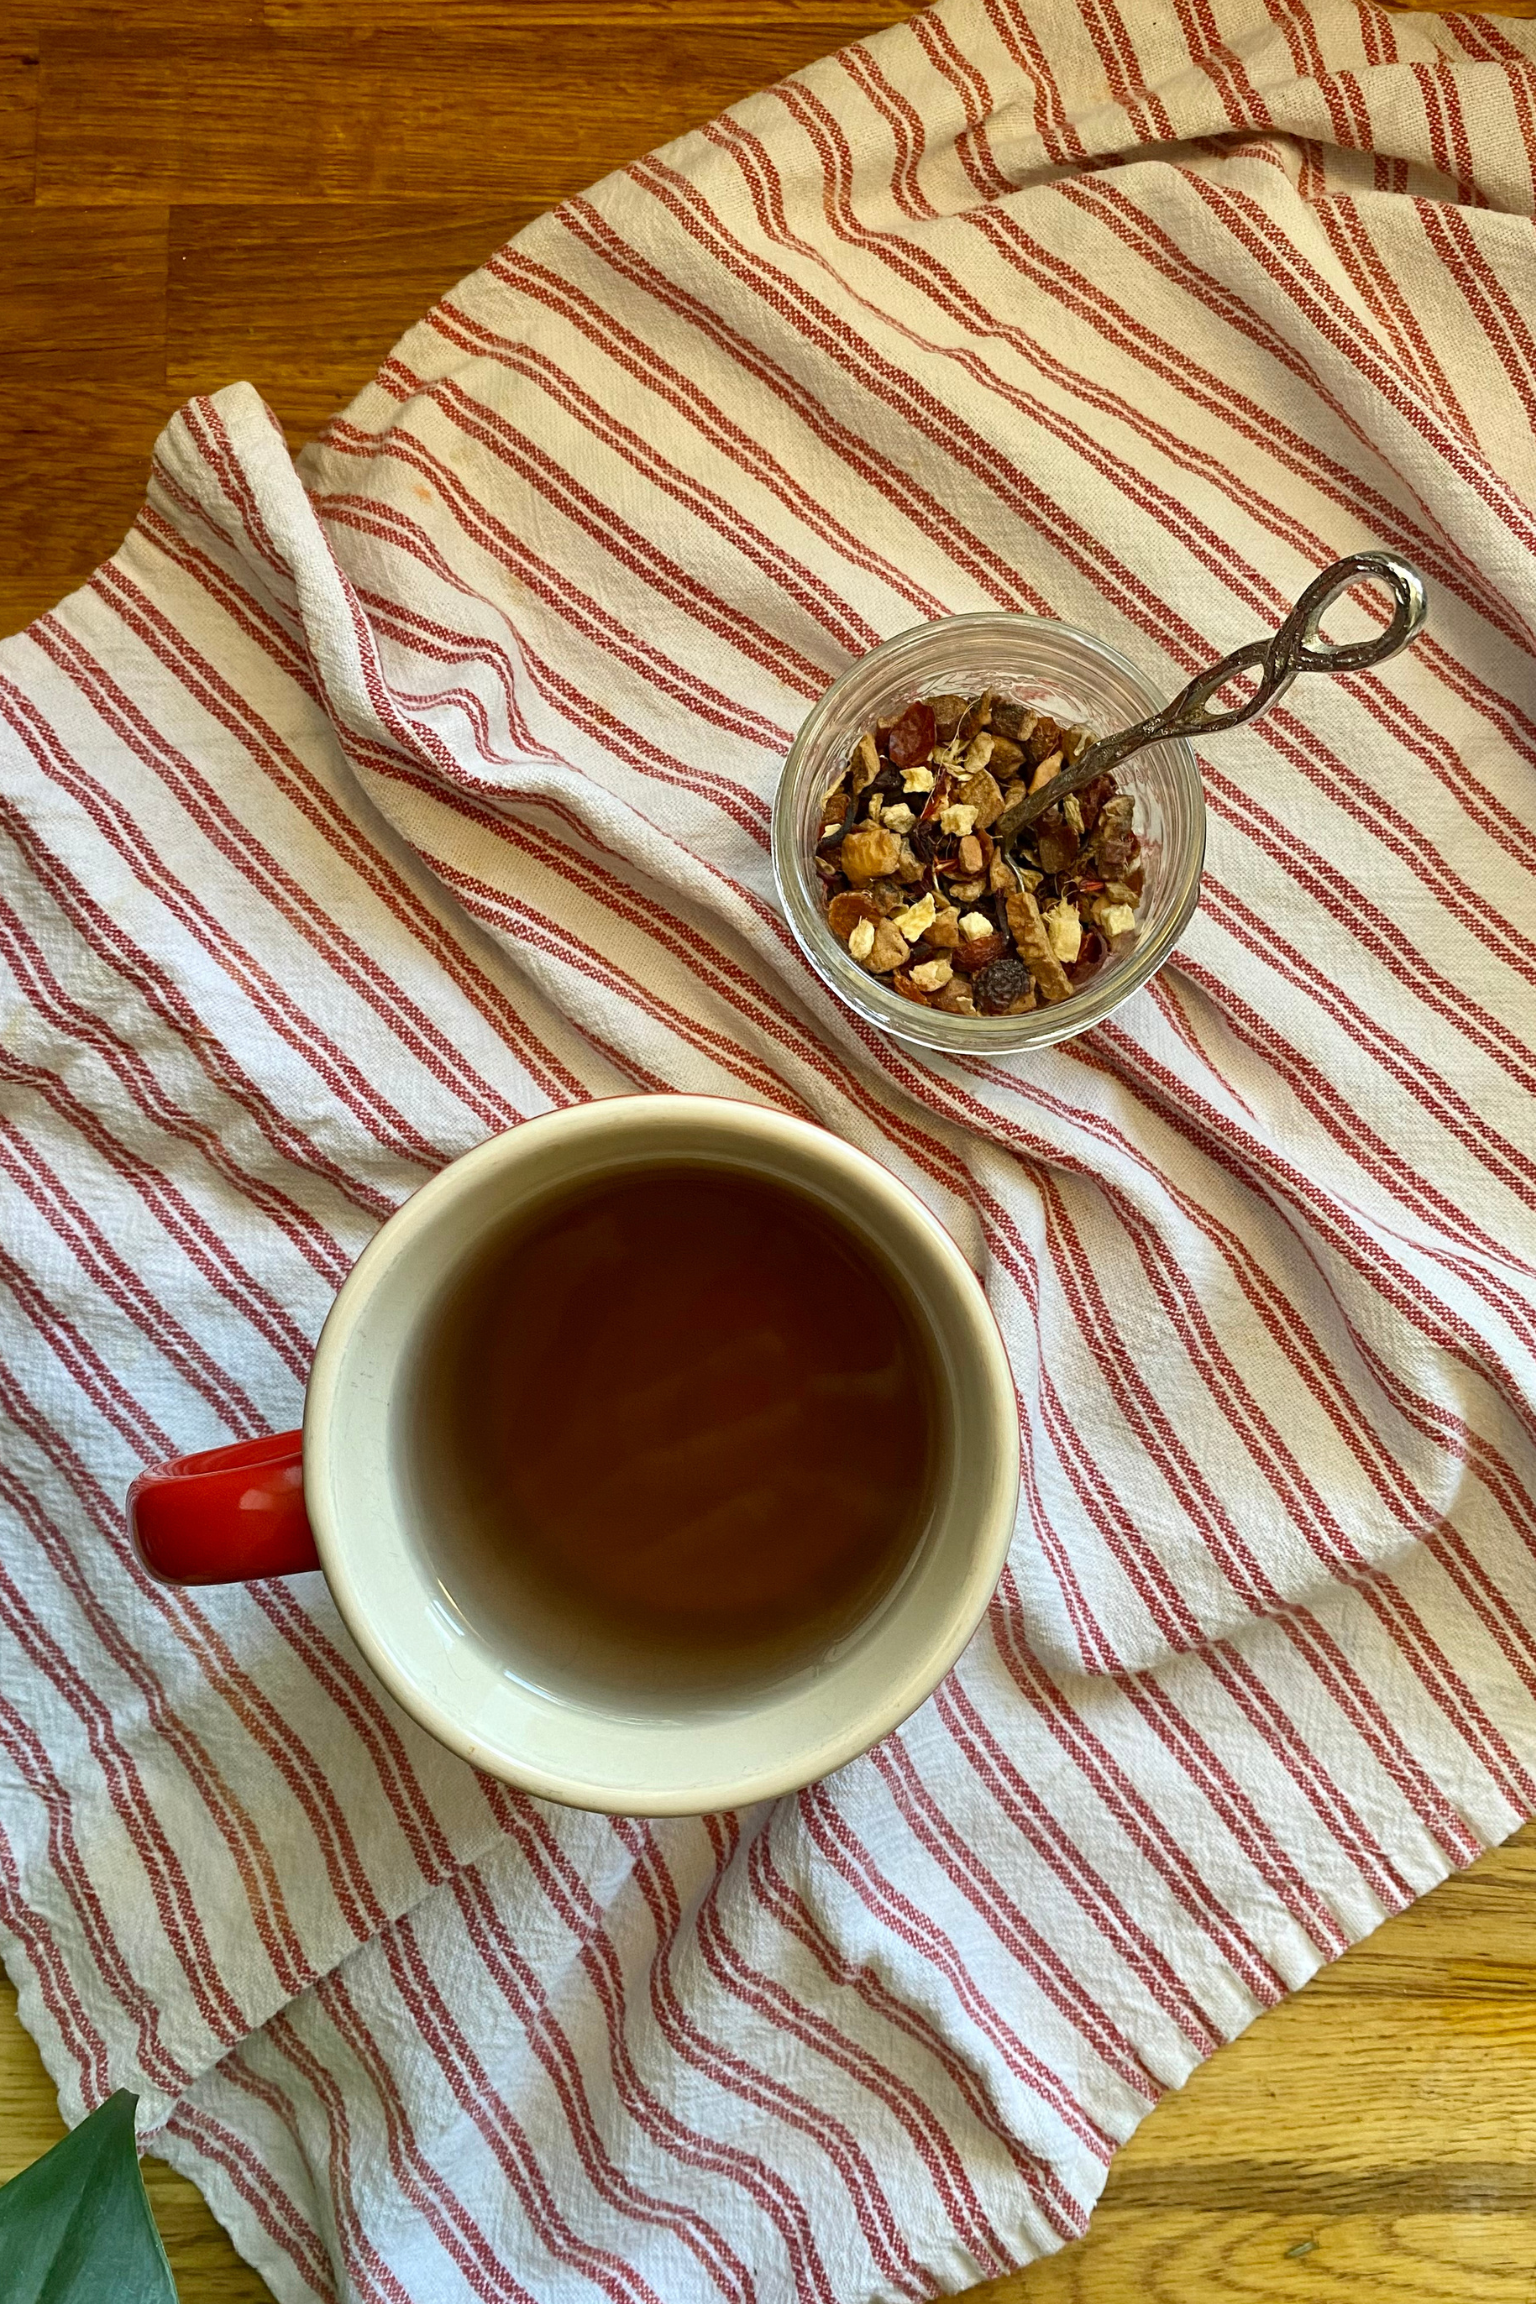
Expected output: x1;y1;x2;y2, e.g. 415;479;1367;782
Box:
890;971;934;1006
887;701;936;769
1069;929;1105;986
951;927;1008;976
974;956;1033;1012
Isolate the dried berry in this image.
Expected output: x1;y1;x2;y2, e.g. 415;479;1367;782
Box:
887;700;937;768
890;971;934;1006
974;956;1033;1013
952;928;1009;976
1070;929;1106;986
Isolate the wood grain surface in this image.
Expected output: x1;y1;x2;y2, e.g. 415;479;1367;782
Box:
3;3;1534;2300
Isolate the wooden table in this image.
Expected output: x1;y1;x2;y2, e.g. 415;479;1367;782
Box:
3;3;1534;2299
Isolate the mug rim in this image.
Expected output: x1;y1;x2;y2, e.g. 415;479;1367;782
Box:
303;1095;1020;1813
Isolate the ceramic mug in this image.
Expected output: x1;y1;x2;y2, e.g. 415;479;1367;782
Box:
128;1096;1019;1815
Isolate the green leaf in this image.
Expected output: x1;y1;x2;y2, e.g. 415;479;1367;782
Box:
0;2091;177;2303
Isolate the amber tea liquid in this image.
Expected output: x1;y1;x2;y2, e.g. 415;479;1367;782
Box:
415;1163;939;1704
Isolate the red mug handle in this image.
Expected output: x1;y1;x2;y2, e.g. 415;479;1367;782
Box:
128;1431;320;1584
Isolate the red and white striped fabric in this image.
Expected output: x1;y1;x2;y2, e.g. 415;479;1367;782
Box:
3;0;1535;2294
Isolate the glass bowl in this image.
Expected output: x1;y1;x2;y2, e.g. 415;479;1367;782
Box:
772;614;1206;1055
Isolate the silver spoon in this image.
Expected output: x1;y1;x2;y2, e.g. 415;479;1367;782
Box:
992;551;1429;850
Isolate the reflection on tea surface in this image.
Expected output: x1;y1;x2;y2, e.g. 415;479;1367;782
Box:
414;1164;938;1706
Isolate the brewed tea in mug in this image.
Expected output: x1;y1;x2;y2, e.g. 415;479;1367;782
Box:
413;1162;941;1702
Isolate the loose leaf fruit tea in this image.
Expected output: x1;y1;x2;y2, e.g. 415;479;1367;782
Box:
816;689;1144;1014
416;1165;939;1703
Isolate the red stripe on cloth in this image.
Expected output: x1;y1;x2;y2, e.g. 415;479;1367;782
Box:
265;2011;422;2304
162;2098;339;2301
447;1864;761;2302
0;1361;311;1996
616;1816;942;2299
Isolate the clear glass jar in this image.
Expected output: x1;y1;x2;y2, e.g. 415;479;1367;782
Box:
772;614;1206;1055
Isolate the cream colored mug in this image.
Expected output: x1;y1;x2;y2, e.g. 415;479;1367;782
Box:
129;1096;1019;1815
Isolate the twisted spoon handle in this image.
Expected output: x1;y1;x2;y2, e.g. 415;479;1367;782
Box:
994;551;1428;846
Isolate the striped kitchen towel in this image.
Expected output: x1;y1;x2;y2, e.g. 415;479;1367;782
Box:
1;1;1534;2297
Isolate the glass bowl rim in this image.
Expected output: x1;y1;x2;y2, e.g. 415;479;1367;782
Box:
771;611;1207;1055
